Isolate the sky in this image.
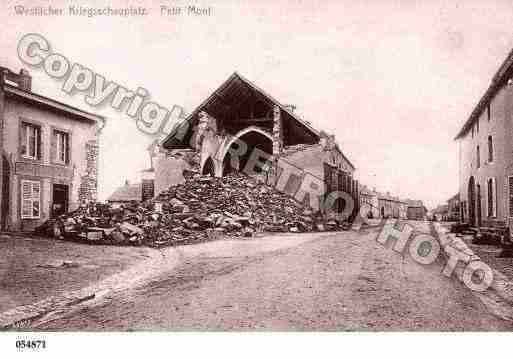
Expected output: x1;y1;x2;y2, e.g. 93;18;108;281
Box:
2;0;513;209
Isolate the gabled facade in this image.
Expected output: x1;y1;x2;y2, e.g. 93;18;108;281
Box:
158;72;356;211
0;67;105;230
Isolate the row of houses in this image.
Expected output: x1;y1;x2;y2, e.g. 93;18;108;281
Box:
432;193;461;222
359;185;427;220
1;64;431;231
0;67;361;228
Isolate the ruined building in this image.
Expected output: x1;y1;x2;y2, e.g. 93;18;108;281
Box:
157;72;357;213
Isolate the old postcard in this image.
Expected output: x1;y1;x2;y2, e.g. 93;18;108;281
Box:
1;0;513;356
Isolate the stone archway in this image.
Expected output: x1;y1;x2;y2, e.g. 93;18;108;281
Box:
468;176;476;226
476;183;482;227
220;126;274;177
202;157;216;176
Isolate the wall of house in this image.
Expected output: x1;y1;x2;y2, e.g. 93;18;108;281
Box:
3;97;99;230
458;84;513;227
378;199;394;218
407;207;425;220
360;193;379;218
154;153;192;196
398;203;408;219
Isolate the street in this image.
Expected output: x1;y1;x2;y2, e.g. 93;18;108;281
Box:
31;221;513;331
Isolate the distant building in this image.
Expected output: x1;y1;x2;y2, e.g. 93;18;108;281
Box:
0;67;105;230
397;199;408;219
107;180;142;208
406;199;427;220
378;192;395;218
447;193;460;222
432;204;449;221
359;185;379;218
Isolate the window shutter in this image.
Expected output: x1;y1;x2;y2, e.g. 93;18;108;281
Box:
509;177;513;217
32;182;40;218
487;179;493;217
51;130;57;163
65;133;70;165
493;177;497;217
36;126;42;160
20;123;27;157
21;182;32;218
20;180;41;219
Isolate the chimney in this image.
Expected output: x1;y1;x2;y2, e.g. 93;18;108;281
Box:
18;69;31;91
125;179;130;186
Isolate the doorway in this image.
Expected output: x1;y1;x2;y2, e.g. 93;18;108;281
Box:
1;155;10;230
477;184;482;227
52;184;69;217
468;176;476;226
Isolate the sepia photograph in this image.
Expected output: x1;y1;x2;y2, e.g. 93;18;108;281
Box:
1;0;513;356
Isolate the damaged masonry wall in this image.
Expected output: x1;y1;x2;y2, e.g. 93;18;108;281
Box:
156;110;354;213
78;139;99;203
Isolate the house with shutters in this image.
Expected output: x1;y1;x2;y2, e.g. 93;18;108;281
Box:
0;66;105;231
455;48;513;230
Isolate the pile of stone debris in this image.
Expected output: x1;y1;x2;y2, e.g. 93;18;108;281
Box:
36;173;350;247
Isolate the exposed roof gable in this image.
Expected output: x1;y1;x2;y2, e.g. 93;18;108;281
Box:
162;72;320;149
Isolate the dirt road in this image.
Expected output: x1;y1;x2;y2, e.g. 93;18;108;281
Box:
32;221;513;330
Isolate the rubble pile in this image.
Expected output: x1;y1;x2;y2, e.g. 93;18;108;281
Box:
35;173;350;247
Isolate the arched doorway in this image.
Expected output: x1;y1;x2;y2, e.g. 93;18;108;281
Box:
222;152;236;176
468;176;476;226
221;127;273;178
476;183;482;227
202;157;215;176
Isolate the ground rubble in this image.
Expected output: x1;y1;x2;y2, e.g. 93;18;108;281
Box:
35;173;351;247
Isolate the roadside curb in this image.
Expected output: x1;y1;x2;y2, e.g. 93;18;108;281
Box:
0;290;95;330
433;223;513;321
0;246;176;330
0;232;329;329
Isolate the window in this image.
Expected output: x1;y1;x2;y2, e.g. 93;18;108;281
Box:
21;122;41;160
487;178;497;217
509;176;513;217
54;130;70;164
21;180;41;219
487;104;491;122
471;126;474;138
476;145;480;168
488;135;493;163
476;118;479;134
